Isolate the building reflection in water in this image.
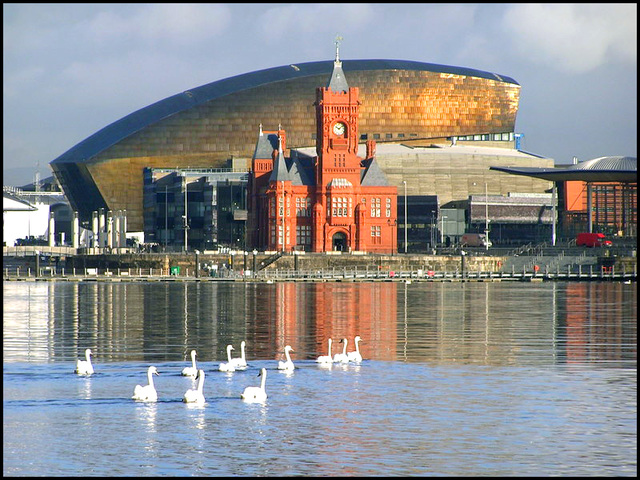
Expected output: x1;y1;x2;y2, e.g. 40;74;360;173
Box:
2;281;636;367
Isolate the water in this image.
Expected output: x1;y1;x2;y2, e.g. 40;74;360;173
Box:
3;280;637;476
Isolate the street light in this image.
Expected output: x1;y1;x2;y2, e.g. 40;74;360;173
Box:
484;182;489;251
403;181;407;254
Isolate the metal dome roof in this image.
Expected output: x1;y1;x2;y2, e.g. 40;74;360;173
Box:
490;156;637;183
568;156;637;171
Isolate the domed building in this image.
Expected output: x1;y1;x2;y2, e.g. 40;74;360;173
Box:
50;54;554;242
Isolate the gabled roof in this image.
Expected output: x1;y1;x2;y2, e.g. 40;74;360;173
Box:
361;158;390;186
268;137;291;183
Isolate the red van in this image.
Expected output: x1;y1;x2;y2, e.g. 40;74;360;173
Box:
576;232;612;247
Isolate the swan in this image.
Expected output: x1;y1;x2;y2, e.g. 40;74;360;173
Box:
241;368;267;403
347;335;363;363
181;349;198;377
75;348;94;375
183;369;206;404
218;344;236;372
316;338;333;364
230;341;248;369
333;338;349;363
277;345;295;371
132;366;159;402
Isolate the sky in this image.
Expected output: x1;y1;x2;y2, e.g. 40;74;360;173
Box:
3;3;637;187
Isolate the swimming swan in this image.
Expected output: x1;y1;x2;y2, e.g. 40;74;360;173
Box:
132;366;159;402
333;338;349;363
347;335;363;363
181;349;198;377
183;369;206;404
316;338;333;364
230;341;248;369
241;368;267;403
218;344;236;372
277;345;295;371
75;348;94;375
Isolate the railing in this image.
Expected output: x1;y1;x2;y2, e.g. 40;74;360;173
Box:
4;264;635;282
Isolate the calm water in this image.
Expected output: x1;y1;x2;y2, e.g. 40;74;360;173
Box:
3;280;637;476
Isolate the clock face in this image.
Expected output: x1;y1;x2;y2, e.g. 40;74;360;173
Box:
333;122;346;135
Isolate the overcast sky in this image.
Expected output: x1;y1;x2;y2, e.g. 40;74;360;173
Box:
3;3;637;186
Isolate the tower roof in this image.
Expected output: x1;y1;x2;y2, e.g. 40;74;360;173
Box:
327;36;349;92
268;135;291;183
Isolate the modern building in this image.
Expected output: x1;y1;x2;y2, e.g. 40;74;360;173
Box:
492;156;637;241
50;51;552;239
142;166;248;251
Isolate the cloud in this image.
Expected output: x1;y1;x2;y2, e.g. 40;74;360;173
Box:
258;4;375;42
85;4;232;47
503;4;637;73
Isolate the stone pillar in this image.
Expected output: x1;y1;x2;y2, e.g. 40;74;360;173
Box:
48;212;55;246
72;212;79;248
106;211;114;249
92;211;99;248
98;209;106;248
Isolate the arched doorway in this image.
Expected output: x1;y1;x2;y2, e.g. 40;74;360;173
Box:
332;232;347;252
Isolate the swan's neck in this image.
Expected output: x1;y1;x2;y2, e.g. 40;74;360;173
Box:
191;352;197;368
85;351;92;363
260;371;267;391
342;340;348;355
285;349;292;362
240;344;246;360
227;347;233;362
327;339;332;355
147;370;155;388
197;372;205;392
355;339;360;354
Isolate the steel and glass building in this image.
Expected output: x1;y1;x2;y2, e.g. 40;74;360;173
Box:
50;58;554;237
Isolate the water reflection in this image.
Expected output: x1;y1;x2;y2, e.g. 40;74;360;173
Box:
2;281;636;368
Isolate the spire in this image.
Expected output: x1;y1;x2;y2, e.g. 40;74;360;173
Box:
268;134;291;183
327;35;349;92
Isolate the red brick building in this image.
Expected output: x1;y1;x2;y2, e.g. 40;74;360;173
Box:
248;47;398;253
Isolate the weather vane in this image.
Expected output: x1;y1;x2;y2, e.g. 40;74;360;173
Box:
335;35;343;62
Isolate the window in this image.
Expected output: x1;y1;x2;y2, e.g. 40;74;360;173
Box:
296;197;311;217
371;198;381;217
296;225;311;246
373;133;380;140
371;225;381;244
386;133;393;139
386;197;391;217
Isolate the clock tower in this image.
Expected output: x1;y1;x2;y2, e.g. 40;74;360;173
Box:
315;37;362;190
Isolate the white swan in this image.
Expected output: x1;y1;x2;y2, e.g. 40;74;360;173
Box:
181;349;198;377
183;369;206;404
132;366;159;402
75;348;94;375
230;341;248;369
241;368;267;403
316;338;333;364
333;338;349;363
347;335;363;363
277;345;295;371
218;344;236;372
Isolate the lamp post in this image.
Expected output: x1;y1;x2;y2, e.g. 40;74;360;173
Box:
403;180;407;254
484;182;489;251
183;172;188;252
